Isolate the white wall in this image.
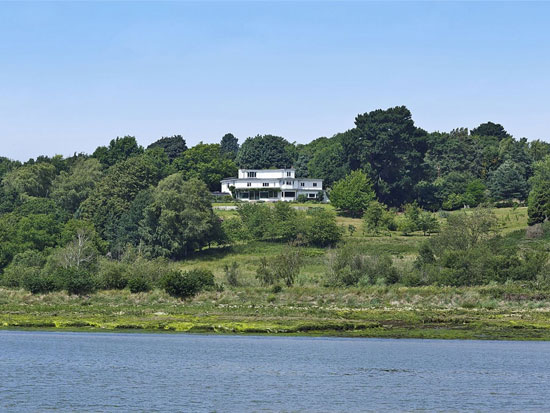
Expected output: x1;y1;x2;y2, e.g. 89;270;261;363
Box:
238;169;295;179
222;178;322;194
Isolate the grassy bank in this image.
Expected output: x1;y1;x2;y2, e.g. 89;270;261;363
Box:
3;206;549;340
3;284;550;340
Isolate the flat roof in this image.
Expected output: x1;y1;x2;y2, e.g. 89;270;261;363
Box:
221;177;322;182
239;168;295;171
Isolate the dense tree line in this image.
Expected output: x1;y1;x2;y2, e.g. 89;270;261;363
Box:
1;105;549;294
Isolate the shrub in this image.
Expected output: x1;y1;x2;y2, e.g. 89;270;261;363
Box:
127;274;152;293
126;257;171;287
398;218;417;236
416;212;440;236
363;200;386;234
95;259;129;290
272;202;299;240
304;209;342;247
256;257;277;286
398;202;426;235
400;270;425;287
223;261;240;287
162;270;198;299
190;268;215;290
276;248;302;287
443;193;466;210
358;255;399;286
162;269;215;299
429;208;499;254
325;244;399;286
237;203;275;240
256;247;302;287
221;218;248;243
56;267;95;295
1;250;46;288
415;242;436;268
415;219;550;286
363;202;397;235
325;244;364;286
21;269;57;294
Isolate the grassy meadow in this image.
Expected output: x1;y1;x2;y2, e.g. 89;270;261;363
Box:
3;205;550;340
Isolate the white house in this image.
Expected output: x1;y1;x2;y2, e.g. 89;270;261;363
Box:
220;168;324;202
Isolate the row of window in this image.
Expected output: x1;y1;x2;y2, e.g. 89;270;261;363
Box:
245;182;318;187
237;191;317;199
238;190;279;199
246;171;295;178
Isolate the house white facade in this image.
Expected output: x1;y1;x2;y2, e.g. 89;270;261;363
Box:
220;168;324;202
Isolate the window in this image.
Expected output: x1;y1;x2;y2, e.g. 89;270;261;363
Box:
286;171;291;177
247;172;256;178
308;193;316;198
260;191;269;198
284;191;295;198
313;182;317;187
239;192;249;199
286;181;291;185
300;182;305;187
247;182;251;187
263;182;269;187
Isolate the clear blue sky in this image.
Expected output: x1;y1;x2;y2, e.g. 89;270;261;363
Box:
1;1;549;161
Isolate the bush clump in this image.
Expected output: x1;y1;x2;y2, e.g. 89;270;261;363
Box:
223;261;240;287
414;208;550;286
325;243;400;286
1;250;47;288
56;267;96;295
21;269;57;294
127;274;152;293
95;259;129;290
162;269;215;299
256;246;302;287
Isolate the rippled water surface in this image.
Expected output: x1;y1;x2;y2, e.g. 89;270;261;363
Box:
1;331;550;412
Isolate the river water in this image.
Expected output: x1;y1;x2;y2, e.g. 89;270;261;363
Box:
1;331;549;412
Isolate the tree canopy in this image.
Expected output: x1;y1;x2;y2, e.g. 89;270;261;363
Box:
329;170;375;217
173;143;237;191
140;175;220;258
147;135;187;161
528;156;550;225
342;106;428;207
237;134;294;169
220;133;239;159
93;136;144;167
471;122;511;140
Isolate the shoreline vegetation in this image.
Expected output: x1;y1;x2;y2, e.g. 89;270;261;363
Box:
3;283;550;341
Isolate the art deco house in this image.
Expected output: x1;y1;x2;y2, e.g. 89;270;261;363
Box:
220;168;323;202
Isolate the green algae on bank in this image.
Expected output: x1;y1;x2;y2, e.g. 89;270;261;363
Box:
2;285;550;340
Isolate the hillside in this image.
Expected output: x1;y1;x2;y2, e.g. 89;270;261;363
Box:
3;206;550;340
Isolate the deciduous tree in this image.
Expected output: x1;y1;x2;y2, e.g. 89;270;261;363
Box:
237;135;293;169
329;170;375;217
147;135;187;161
140;175;220;258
